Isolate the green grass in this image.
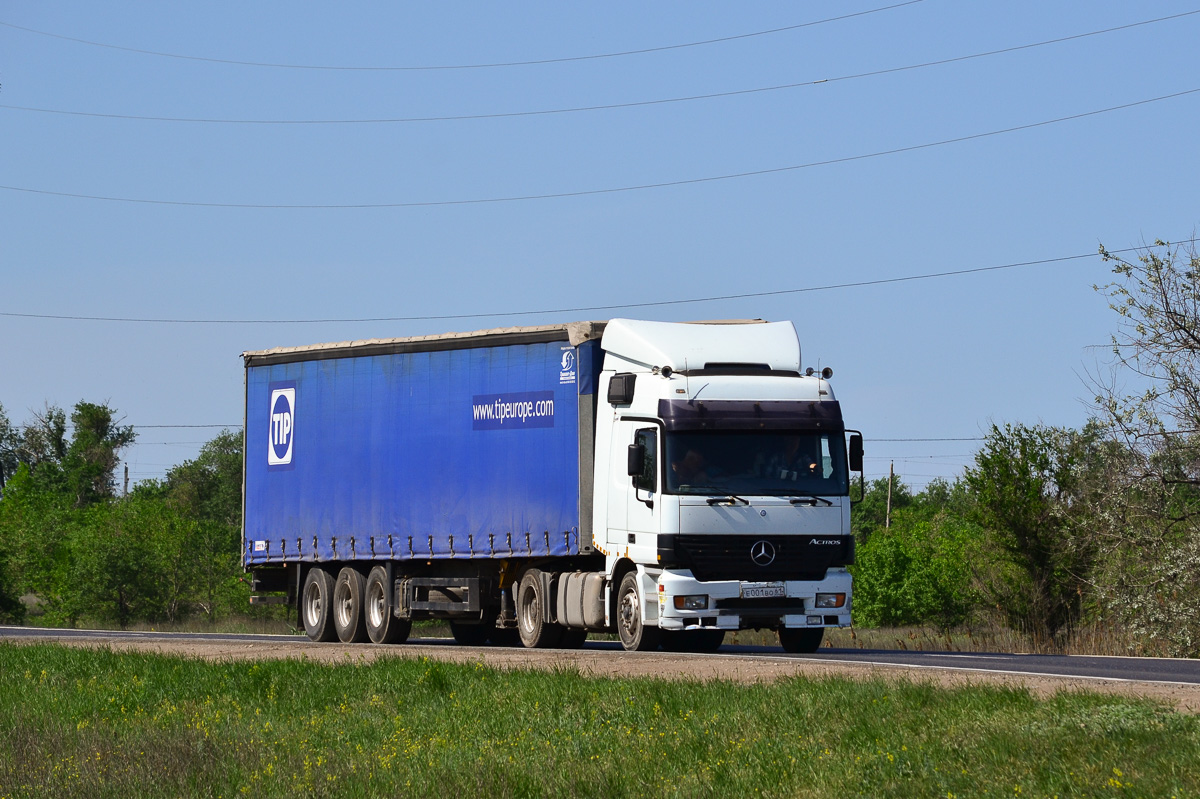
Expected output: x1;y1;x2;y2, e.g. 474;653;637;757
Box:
1;643;1197;798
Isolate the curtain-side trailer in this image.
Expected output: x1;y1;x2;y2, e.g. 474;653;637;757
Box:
243;319;862;653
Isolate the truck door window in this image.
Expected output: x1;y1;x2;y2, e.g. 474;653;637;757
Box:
634;428;657;492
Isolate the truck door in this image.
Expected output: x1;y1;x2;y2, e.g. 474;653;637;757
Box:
607;421;659;561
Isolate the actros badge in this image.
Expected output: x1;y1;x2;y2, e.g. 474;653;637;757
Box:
268;386;296;466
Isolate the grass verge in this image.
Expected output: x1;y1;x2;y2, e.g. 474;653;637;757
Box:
1;642;1198;798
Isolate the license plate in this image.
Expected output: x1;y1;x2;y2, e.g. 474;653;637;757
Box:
741;582;785;599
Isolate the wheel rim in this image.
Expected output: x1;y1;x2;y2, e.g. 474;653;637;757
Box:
367;580;386;629
335;579;353;628
619;586;639;642
518;582;538;634
304;582;323;628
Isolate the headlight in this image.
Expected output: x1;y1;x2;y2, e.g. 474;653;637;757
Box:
673;595;708;610
814;593;846;609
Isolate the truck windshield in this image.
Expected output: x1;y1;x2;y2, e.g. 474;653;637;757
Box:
664;430;849;496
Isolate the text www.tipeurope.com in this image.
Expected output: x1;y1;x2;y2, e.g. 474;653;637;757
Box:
472;396;554;424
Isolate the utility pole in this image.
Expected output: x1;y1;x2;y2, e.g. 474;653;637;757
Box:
885;460;894;528
123;463;129;497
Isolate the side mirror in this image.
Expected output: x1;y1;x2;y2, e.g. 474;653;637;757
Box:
627;443;645;477
848;433;864;472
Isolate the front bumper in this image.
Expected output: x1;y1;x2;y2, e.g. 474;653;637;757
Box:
655;568;852;631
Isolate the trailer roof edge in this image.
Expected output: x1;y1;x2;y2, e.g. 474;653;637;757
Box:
242;322;608;367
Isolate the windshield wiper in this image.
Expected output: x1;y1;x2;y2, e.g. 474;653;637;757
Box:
788;494;834;507
706;493;750;506
678;485;750;505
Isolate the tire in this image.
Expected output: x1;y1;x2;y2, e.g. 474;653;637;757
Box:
364;566;410;645
558;627;589;649
450;621;491;647
517;569;563;648
661;629;725;653
778;627;824;654
616;571;660;652
301;567;337;642
333;567;369;644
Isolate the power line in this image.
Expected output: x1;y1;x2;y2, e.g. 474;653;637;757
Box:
0;2;922;72
3;240;1194;326
5;10;1194;126
871;437;984;442
865;452;976;457
132;424;236;429
4;86;1197;210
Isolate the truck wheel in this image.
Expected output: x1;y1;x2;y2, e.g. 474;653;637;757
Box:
450;621;490;646
778;627;824;654
302;567;337;642
616;571;660;652
365;566;410;645
661;629;725;653
517;569;563;648
333;567;369;644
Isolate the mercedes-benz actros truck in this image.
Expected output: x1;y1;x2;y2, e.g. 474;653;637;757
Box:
243;318;862;653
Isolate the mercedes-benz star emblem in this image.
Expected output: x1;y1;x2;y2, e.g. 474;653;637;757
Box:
750;540;776;566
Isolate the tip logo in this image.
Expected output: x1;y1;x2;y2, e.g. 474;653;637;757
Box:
268;387;295;466
561;351;575;372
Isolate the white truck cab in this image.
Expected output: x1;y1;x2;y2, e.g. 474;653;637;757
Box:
591;319;860;653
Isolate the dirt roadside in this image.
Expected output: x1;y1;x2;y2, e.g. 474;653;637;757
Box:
10;632;1200;713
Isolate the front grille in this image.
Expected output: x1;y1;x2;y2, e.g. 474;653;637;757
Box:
663;534;853;582
715;597;807;611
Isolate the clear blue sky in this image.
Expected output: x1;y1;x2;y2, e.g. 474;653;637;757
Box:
2;2;1198;490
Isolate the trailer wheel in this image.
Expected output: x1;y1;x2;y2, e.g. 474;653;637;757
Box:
616;571;660;652
516;569;563;648
778;627;824;654
365;566;410;645
449;621;490;647
302;567;337;642
661;629;725;653
333;567;369;644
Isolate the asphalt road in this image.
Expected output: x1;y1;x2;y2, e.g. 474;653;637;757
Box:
4;625;1198;686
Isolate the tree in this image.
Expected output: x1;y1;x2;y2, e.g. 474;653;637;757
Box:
70;497;182;628
0;405;20;620
964;423;1108;646
14;404;69;496
0;402;18;490
160;429;243;528
153;430;246;619
0;401;135;625
852;475;915;543
62;402;136;507
0;409;24;620
0;553;22;623
1091;239;1200;655
0;406;255;628
0;462;76;624
1097;239;1200;448
852;477;980;630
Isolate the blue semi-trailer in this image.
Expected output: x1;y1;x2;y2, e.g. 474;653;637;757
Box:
243;319;863;652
